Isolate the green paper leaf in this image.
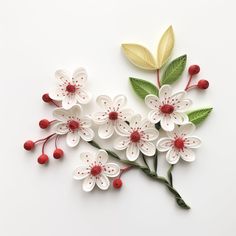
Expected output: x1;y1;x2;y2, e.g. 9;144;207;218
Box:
188;108;213;125
129;77;158;100
161;55;187;85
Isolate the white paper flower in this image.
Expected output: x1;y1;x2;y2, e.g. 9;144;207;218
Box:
92;95;133;139
52;105;94;147
114;115;159;161
73;150;120;192
157;123;201;164
145;85;192;131
49;68;91;109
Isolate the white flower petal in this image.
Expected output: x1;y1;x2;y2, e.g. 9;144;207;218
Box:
98;121;114;139
175;99;192;112
171;111;189;125
185;136;201;148
52;121;69;134
72;67;87;86
178;123;195;137
96;150;108;165
157;137;173;152
180;148;195;162
118;108;133;121
114;136;130;150
145;94;161;109
92;112;108;124
142;128;159;141
130;114;142;129
103;163;120;177
75;88;91;104
166;148;180;164
80;152;95;166
49;86;66;101
66;132;80;147
80;116;92;128
112;95;127;110
53;105;82;121
160;115;175;131
147;110;162;124
73;166;90;180
170;91;186;105
159;85;172;103
95;174;110;190
138;141;156;156
55;69;71;85
96;95;112;111
78;127;94;141
114;120;131;136
126;143;140;161
62;94;77;110
140;118;155;130
82;175;96;192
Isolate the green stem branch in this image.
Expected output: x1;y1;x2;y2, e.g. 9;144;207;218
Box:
88;140;190;210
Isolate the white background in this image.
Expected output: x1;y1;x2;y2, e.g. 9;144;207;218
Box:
0;0;236;235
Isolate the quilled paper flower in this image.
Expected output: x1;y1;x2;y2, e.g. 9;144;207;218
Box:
145;85;192;131
73;150;120;192
92;95;133;139
114;115;159;161
52;105;94;147
157;123;201;164
49;68;91;109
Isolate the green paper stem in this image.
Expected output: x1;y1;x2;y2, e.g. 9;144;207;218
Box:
167;164;174;187
88;140;190;210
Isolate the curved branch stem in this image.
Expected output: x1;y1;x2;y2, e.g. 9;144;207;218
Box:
88;140;190;210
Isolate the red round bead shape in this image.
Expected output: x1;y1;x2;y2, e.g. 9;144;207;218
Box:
91;165;102;176
188;65;200;75
53;148;64;159
130;131;141;143
42;93;52;103
37;154;49;165
109;111;118;120
39;119;50;129
113;178;123;189
66;84;76;93
24;140;35;151
174;138;185;150
197;80;209;90
160;104;174;114
68;120;80;131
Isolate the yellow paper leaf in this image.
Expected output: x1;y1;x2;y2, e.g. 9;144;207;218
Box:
157;26;174;69
122;44;157;70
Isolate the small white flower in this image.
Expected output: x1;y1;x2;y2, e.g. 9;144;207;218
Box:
92;95;133;139
73;150;120;192
114;115;159;161
145;85;192;131
49;68;91;109
157;123;201;164
52;105;94;147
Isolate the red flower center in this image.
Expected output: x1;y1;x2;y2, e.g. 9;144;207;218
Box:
109;111;118;120
160;104;174;114
130;131;141;143
174;138;185;150
66;84;76;93
68;120;80;131
91;165;102;176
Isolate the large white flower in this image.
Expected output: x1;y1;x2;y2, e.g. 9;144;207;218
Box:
52;105;94;147
92;95;133;139
73;150;120;192
114;115;159;161
157;123;201;164
145;85;192;131
49;68;91;109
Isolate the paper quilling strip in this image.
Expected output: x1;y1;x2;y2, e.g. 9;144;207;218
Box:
23;26;213;210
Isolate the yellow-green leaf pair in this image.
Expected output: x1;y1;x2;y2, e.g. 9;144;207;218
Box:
122;26;174;70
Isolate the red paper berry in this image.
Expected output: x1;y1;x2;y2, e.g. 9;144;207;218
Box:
37;154;49;165
42;93;52;103
39;119;50;129
53;148;64;159
197;80;209;90
188;65;200;75
24;140;35;151
113;178;122;189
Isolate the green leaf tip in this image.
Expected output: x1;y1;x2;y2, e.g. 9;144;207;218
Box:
188;107;213;125
161;54;187;85
129;77;158;100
